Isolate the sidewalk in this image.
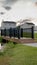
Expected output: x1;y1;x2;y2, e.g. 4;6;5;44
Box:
23;43;37;47
0;43;5;52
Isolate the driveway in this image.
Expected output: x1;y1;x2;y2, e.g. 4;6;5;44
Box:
23;43;37;47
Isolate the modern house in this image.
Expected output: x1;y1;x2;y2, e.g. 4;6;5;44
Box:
1;19;34;38
16;19;34;28
1;19;34;29
1;21;16;29
16;19;34;38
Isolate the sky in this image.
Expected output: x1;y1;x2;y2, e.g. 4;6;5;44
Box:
0;0;37;26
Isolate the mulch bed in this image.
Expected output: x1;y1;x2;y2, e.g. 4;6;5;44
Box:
2;36;37;44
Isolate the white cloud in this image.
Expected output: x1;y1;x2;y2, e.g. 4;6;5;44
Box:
3;1;37;20
0;0;37;26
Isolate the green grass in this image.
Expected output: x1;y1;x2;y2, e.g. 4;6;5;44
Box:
34;33;37;39
23;32;37;39
23;32;31;38
0;42;37;65
0;36;3;43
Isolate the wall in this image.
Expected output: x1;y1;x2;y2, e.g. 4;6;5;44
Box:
1;22;16;29
20;23;33;28
34;26;37;33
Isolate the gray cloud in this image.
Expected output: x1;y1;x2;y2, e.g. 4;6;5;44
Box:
1;0;18;11
4;6;11;10
3;0;18;5
0;12;5;15
22;0;37;2
0;0;37;11
0;0;37;6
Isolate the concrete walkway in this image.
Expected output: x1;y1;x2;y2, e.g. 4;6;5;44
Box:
23;43;37;47
0;43;5;52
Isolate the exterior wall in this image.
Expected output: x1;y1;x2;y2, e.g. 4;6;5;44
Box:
20;23;33;28
1;22;16;29
34;26;37;33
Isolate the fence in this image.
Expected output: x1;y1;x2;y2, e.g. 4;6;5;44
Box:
21;27;34;39
1;26;34;39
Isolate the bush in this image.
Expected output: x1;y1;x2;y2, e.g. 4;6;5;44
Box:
13;42;17;45
0;37;3;43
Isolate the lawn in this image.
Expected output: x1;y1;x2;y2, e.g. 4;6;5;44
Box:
23;32;37;39
0;36;3;42
0;42;37;65
23;32;31;38
34;33;37;39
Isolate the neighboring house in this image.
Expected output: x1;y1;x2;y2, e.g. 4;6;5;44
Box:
1;21;16;29
1;19;34;29
16;19;34;28
1;19;37;32
1;19;35;38
1;19;37;39
16;19;37;33
1;19;35;28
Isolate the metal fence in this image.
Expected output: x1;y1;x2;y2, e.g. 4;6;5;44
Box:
1;26;34;39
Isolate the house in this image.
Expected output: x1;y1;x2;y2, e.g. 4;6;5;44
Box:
1;21;16;37
1;19;34;38
16;19;34;38
1;21;16;29
1;19;34;31
16;19;34;28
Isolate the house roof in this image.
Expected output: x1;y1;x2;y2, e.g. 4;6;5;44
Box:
2;19;35;27
2;21;16;24
16;19;34;26
26;22;34;25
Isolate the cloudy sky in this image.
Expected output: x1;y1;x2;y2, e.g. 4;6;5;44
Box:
0;0;37;26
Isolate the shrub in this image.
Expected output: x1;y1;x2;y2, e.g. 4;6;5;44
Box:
0;37;3;43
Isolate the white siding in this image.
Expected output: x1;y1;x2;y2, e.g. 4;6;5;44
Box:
1;22;16;29
20;23;33;28
34;26;37;33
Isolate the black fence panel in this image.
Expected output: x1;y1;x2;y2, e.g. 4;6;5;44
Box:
9;28;13;38
1;29;3;36
14;28;18;37
20;27;34;38
6;29;9;36
21;28;32;38
4;29;6;36
1;26;34;39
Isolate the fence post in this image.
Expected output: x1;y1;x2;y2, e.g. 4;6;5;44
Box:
9;28;12;38
32;26;34;39
17;26;20;39
14;28;15;37
21;28;23;37
4;28;6;36
1;29;2;36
